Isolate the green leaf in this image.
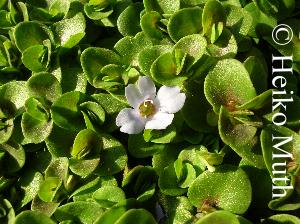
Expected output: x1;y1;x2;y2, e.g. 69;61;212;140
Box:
52;13;86;49
114;32;152;66
115;209;157;224
182;79;216;133
45;124;77;158
51;91;87;131
0;81;30;110
27;72;62;103
21;112;53;144
144;0;180;14
21;44;49;72
206;28;238;59
202;0;226;38
19;170;44;207
15;211;55;224
80;47;121;85
261;125;300;177
243;56;268;94
122;166;157;201
95;133;127;176
138;45;172;76
71;129;102;159
14;21;53;52
140;11;164;39
262;214;300;223
159;195;194;224
204;59;257;113
84;4;114;20
70;157;100;177
49;0;70;18
219;106;257;147
45;157;69;181
237;89;272;111
195;211;240;224
54;201;105;224
174;34;207;66
117;3;143;37
128;133;165;158
244;2;276;38
0;141;25;174
38;177;62;202
93;186;126;208
188;165;252;214
80;101;106;129
158;163;188;196
93;199;139;224
151;51;187;86
71;176;117;201
92;93;127;132
168;7;203;42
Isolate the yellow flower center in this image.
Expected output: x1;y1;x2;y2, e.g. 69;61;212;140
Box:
139;99;156;118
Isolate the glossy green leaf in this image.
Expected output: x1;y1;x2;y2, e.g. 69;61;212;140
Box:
122;166;157;201
219;106;257;147
195;210;240;224
141;11;164;39
21;112;53;144
159;163;188;196
151;51;187;86
117;3;143;37
51;91;87;131
115;209;157;224
27;72;62;102
93;186;126;208
114;32;152;66
54;201;105;224
19;170;44;207
188;165;252;214
0;141;25;174
52;13;86;49
0;81;30;110
93;198;139;224
206;28;238;59
261;125;300;177
243;56;268;94
80;47;121;85
95;133;127;176
38;177;62;202
262;214;300;223
138;45;172;76
15;211;55;224
45;124;77;158
182;79;216;133
14;21;53;52
144;0;180;14
204;59;257;113
128;133;165;158
21;45;49;72
92;93;127;132
174;34;207;66
168;7;203;42
202;0;226;39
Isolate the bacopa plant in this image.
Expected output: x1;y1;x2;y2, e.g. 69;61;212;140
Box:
0;0;300;223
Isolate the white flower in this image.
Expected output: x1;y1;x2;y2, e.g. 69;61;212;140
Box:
116;76;186;134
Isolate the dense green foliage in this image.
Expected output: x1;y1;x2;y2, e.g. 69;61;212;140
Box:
0;0;300;223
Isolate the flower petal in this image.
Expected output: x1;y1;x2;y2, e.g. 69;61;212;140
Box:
125;84;144;108
116;108;145;134
145;112;174;130
138;76;156;99
156;86;186;113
